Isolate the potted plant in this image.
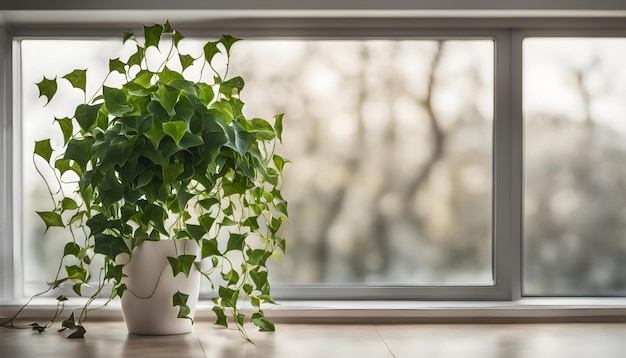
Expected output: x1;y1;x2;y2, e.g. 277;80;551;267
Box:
4;21;288;341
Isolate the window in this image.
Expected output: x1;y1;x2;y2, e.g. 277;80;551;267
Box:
523;37;626;296
20;37;495;297
2;12;626;303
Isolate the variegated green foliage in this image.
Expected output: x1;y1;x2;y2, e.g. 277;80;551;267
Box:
24;21;288;340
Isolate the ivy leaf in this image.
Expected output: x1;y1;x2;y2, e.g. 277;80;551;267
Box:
185;224;206;241
173;291;193;322
123;31;134;43
179;53;195;71
109;58;126;75
65;264;89;283
68;325;86;339
36;76;57;104
61;197;79;211
56;295;68;302
62;69;87;92
94;233;130;260
128;45;145;68
29;323;47;333
64;137;95;171
219;76;244;98
63;242;81;257
219;35;241;56
34;139;53;162
226;232;247;252
274;113;284;143
251;312;275;332
201;238;220;259
144;23;164;49
198;213;216;232
157;83;181;115
197;83;214;106
167;255;196;277
212;306;228;327
74;103;103;132
36;211;64;231
162;121;187;145
203;41;221;63
232;121;255;156
103;86;133;117
173;31;184;47
55;117;73;145
158;67;185;84
163;20;174;34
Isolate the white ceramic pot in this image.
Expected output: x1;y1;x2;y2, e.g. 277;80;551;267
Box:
120;239;201;335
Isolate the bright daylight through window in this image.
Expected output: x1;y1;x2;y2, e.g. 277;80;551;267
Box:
524;37;626;296
21;38;494;295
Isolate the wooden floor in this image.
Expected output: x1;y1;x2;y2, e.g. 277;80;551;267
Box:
2;321;626;357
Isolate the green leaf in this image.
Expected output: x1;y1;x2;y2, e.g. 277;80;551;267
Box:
226;232;247;252
162;121;187;145
233;121;255;156
103;86;133;117
219;35;242;56
68;325;86;339
34;139;53;162
74;103;103;132
128;45;145;67
179;53;195;71
222;269;239;285
198;213;216;232
64;137;95;171
157;83;182;115
167;255;197;277
201;238;220;259
251;312;275;332
36;76;57;104
197;83;214;106
36;211;64;230
186;224;206;241
198;198;219;210
144;119;165;149
55;117;73;145
274;113;284;143
63;242;81;257
94;233;130;260
56;295;68;302
141;203;168;235
61;197;79;211
203;41;221;63
109;58;126;74
73;283;83;296
144;23;164;49
62;69;87;92
158;67;185;84
173;31;184;47
164;20;174;34
273;154;286;172
219;76;244;98
65;265;89;283
29;323;47;333
163;160;184;184
123;31;134;43
212;306;228;327
173;291;193;322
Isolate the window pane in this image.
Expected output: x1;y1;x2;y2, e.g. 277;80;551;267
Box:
21;39;494;295
523;38;626;295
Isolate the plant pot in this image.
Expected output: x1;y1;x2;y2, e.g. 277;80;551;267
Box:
120;240;201;335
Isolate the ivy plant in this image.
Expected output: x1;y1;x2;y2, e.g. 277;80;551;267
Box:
3;22;288;341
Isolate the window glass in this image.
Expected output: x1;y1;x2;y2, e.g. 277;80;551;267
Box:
523;38;626;295
21;39;494;295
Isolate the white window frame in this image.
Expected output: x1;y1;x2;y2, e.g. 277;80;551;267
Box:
1;4;626;306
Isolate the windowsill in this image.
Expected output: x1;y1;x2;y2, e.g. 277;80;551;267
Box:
2;298;626;324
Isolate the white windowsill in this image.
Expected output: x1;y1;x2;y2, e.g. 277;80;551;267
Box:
2;298;626;324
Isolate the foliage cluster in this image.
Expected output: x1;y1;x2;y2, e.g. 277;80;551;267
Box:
5;22;288;340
